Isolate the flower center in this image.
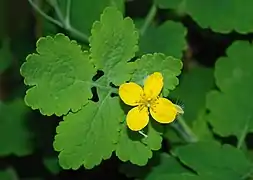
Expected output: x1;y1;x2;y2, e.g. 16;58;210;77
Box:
139;93;158;109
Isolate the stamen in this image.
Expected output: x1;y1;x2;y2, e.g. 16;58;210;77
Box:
138;130;148;138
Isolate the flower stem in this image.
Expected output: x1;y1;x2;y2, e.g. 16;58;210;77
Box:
140;3;157;36
175;115;198;143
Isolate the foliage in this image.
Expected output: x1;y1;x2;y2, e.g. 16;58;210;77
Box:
1;0;253;179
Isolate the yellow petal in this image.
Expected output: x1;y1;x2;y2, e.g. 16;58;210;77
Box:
150;98;177;124
119;82;143;106
126;106;149;131
144;72;163;99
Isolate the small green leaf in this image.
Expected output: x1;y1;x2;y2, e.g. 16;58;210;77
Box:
116;121;163;166
0;38;12;74
90;6;139;81
43;156;61;175
206;41;253;139
20;33;96;116
0;99;33;156
138;21;187;59
58;0;124;37
131;53;183;96
173;142;253;179
0;168;18;180
155;0;253;33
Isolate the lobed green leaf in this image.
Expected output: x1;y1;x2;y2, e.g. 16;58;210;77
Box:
139;21;187;59
132;53;183;96
155;0;253;34
0;99;33;156
20;34;96;116
206;41;253;138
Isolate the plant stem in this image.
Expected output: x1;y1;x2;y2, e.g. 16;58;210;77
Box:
52;0;65;22
28;0;63;28
176;115;198;143
140;4;157;36
28;0;89;42
237;123;248;149
65;0;71;28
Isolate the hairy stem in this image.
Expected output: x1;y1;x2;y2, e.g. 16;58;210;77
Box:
174;115;198;143
237;122;248;149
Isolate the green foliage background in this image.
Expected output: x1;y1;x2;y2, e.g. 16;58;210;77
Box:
1;0;253;179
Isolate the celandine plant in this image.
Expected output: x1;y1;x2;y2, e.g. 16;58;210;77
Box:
20;7;184;170
19;5;253;180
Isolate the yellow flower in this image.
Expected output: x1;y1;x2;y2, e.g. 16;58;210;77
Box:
119;72;183;131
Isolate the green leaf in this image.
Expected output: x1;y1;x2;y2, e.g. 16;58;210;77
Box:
0;168;18;180
155;0;253;33
0;38;12;74
58;0;125;37
90;6;139;85
206;41;253;139
54;89;122;169
131;53;183;95
145;153;189;180
191;110;214;141
170;66;214;125
43;156;61;175
173;142;253;179
0;99;33;156
138;21;187;59
116;121;163;166
20;33;96;116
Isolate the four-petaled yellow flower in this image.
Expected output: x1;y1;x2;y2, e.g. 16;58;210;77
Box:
119;72;183;131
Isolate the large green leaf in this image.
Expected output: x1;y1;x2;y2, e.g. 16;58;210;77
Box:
173;142;253;179
58;0;124;37
155;0;253;34
206;41;253;139
138;21;187;59
0;99;33;156
20;34;96;116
